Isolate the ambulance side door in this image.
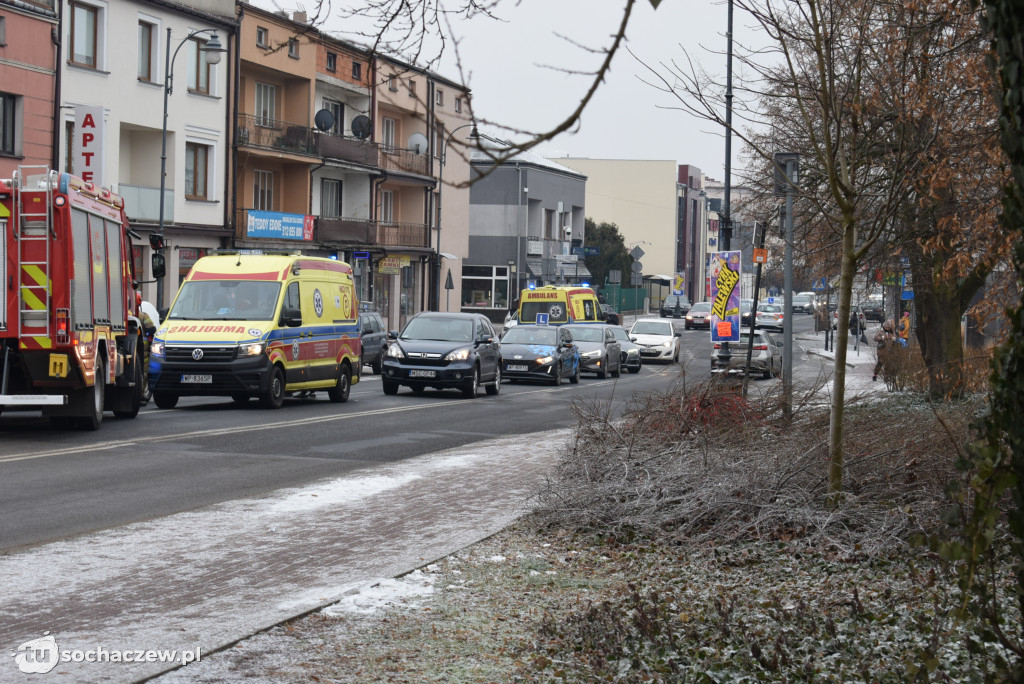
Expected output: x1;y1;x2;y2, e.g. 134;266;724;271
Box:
278;281;309;384
301;280;336;383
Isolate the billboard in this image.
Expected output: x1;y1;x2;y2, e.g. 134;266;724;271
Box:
709;251;742;342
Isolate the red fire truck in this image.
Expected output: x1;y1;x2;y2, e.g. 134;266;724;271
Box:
1;166;146;429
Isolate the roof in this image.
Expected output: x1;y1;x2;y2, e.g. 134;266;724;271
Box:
470;139;586;178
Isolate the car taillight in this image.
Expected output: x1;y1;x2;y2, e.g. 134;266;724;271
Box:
713;343;721;349
753;344;767;350
56;308;71;345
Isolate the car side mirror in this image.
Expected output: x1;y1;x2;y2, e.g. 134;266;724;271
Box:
280;307;302;327
387;330;399;339
629;336;637;342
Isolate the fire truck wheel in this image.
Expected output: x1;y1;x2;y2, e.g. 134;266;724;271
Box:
260;365;286;409
153;392;179;409
77;356;106;431
113;351;144;419
328;362;352;403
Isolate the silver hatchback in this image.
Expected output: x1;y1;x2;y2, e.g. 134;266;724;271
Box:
710;329;782;379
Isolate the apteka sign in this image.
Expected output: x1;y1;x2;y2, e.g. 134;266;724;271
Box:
73;105;105;185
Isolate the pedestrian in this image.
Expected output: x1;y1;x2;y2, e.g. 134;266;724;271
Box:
897;311;911;347
816;306;833;351
873;320;896;381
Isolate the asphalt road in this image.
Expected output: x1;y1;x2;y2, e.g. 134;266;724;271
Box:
0;314;821;552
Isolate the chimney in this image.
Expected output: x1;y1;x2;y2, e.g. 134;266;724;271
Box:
293;10;307;23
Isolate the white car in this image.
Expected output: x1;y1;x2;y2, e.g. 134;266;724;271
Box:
628;319;680;363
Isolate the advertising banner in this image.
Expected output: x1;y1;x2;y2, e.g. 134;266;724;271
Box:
709;250;742;342
672;272;685;295
246;211;315;241
73;105;105;185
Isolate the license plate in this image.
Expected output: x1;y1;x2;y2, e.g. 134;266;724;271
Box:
507;364;529;372
409;370;436;378
48;353;70;378
181;374;213;384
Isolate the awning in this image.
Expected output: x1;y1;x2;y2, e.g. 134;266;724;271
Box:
645;274;674;283
526;260;543;277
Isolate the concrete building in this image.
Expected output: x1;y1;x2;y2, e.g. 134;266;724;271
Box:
57;0;236;309
0;0;58;178
550;158;709;305
469;143;586;323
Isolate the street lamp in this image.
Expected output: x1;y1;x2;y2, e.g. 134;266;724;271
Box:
154;28;225;308
434;123;477;310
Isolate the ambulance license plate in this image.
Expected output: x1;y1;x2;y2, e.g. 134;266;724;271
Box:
507;364;529;372
409;370;436;378
181;374;213;384
48;353;70;378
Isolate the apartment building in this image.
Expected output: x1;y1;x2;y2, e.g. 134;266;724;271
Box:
58;0;236;309
0;0;58;179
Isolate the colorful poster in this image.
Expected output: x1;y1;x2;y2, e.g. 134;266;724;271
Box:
246;210;314;241
672;272;685;295
709;250;742;342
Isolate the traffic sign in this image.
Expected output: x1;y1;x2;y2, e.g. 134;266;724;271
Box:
630;246;645;260
630;261;643;273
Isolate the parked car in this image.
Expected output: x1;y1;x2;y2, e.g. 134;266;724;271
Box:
754;303;786;332
797;291;819;312
629;319;681;363
381;312;502;398
562;324;622;378
711;328;783;379
601;303;621;326
609;326;642;373
660;294;691;318
790;293;815;315
498;325;580;385
358;310;390;375
861;297;884;322
684;301;712;330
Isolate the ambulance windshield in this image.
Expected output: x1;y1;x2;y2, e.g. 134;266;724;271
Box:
167;281;282;321
521;301;569;324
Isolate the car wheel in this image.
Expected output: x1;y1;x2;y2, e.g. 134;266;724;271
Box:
611;357;621;378
113;348;144;419
551;363;562;386
597;357;608;379
153;392;178;409
629;359;642;374
462;366;479;398
260;365;285;409
382;378;399;395
77;354;106;430
569;360;580;384
370;355;383;375
485;365;501;395
328;362;352;403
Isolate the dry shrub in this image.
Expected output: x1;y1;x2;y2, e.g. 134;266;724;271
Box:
532;374;980;556
880;341;994;395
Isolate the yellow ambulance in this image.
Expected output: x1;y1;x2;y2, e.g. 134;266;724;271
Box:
148;252;360;409
518;285;603;326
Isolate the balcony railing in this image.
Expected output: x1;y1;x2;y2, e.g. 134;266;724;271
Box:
317;216;429;248
237;113;432;177
120;184;172;223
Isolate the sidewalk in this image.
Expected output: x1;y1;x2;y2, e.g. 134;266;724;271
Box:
795;323;884;397
0;430;570;683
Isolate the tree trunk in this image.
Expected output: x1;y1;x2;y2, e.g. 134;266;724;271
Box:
828;219;858;505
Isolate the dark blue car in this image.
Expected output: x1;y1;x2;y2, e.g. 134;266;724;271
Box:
499;325;580;385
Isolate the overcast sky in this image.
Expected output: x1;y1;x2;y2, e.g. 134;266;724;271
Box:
284;0;740;180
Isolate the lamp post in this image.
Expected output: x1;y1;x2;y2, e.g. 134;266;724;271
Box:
155;28;225;308
434;123;477;310
718;0;735;369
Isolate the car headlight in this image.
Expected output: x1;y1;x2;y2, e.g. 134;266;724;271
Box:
237;342;265;358
662;340;673;347
150;341;164;356
536;355;554;365
387;344;405;359
444;348;471;361
583;350;603;358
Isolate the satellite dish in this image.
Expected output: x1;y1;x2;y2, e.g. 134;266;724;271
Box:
408;132;429;155
351;115;371;140
314;109;335;132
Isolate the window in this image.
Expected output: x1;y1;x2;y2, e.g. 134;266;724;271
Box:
460;266;509;309
454;97;462;113
326;52;336;72
321;179;342;218
380;190;393;224
70;2;98;68
435;89;443;107
256;26;268;47
255;83;276;125
138;21;154;81
64;121;74;172
253;170;273;211
0;16;5;46
288;37;298;58
381;116;396;151
323;98;343;135
187;38;211;94
407;79;416;97
1;92;16;155
185;142;210;200
388;75;398;91
351;61;361;80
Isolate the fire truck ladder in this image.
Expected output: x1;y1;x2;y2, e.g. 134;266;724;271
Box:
13;165;57;338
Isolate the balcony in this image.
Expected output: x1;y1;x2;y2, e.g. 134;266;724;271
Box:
236;114;315;156
314;134;379;167
317;217;429;248
120;184;172;223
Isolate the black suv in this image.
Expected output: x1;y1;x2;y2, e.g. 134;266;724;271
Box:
660;295;691;318
358;310;390;374
381;312;502;398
